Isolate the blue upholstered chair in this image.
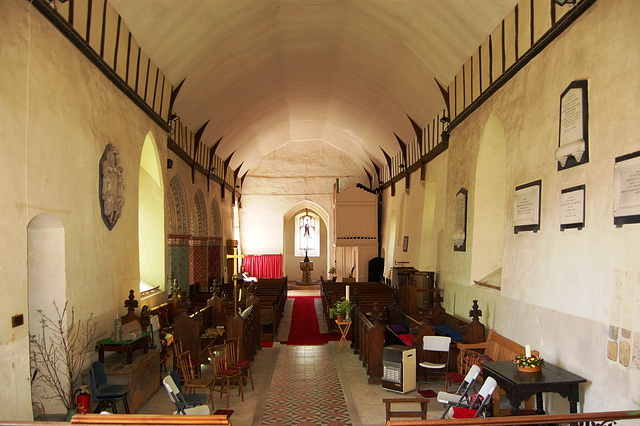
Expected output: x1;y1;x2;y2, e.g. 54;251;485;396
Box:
88;361;130;413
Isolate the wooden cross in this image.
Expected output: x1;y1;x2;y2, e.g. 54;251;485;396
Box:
226;247;244;318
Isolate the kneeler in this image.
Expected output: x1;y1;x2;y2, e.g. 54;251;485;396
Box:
225;337;254;391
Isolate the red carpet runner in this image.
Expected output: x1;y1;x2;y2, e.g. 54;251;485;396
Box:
283;296;345;345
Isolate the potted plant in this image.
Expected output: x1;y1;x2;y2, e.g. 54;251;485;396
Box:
329;297;353;322
30;301;97;419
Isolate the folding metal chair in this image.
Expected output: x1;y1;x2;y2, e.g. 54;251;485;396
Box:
449;376;498;419
162;375;210;415
436;364;481;418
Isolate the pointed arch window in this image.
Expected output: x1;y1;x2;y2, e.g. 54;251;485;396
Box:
295;210;320;257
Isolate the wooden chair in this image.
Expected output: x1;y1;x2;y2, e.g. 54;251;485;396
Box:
224;337;254;391
174;339;201;380
208;349;244;408
176;351;214;410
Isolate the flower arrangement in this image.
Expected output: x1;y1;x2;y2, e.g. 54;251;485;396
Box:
513;354;545;368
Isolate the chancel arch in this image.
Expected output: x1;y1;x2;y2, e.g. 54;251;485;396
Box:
138;132;165;294
283;201;329;281
27;213;66;415
470;113;507;288
167;175;190;292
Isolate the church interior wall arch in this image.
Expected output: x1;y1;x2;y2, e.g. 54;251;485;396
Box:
167;175;190;292
139;132;165;294
469;113;507;287
27;213;66;416
208;197;223;285
282;201;330;282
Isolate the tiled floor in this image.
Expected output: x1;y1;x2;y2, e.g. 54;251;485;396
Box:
261;345;351;425
136;289;448;425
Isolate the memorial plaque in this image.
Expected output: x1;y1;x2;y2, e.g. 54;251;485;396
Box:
557;80;589;170
453;188;467;251
614;151;640;226
560;185;585;230
514;180;541;233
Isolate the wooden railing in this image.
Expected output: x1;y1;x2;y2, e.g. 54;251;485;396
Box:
386;410;640;425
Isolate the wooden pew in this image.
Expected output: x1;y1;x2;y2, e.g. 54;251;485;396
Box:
354;303;385;384
321;281;395;333
173;295;226;369
253;277;288;341
225;298;261;362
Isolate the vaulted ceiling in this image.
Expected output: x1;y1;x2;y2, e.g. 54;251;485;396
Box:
109;0;518;175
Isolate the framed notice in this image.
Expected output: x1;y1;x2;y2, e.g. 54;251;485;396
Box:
453;188;467;251
402;236;409;252
514;180;541;233
614;151;640;227
560;185;585;231
557;80;589;171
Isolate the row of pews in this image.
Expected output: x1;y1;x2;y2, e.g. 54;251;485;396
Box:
321;281;486;384
149;276;288;370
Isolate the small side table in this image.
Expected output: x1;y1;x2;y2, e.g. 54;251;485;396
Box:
97;333;150;364
336;320;352;352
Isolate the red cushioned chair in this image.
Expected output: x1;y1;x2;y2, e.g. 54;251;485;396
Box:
224;337;254;391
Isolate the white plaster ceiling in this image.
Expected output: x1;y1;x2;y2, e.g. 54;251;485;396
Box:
109;0;518;176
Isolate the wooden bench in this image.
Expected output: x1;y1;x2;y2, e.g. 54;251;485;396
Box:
457;329;539;416
71;413;231;425
383;397;429;422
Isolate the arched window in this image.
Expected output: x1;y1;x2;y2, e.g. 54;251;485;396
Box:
295;210;320;257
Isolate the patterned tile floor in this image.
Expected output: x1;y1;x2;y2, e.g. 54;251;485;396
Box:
261;345;352;425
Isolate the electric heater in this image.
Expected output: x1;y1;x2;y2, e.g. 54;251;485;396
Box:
382;345;416;393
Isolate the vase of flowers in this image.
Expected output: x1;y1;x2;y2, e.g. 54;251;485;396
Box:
513;354;545;373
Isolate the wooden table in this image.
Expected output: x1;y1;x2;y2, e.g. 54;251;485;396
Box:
97;333;150;364
336;320;352;352
481;360;586;415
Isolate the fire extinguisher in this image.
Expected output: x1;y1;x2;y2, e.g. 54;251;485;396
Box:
75;385;90;414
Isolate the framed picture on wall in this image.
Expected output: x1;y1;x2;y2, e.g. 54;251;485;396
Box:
402;236;409;252
514;180;541;233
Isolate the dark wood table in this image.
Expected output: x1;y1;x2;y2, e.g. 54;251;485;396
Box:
481;360;586;415
97;332;150;364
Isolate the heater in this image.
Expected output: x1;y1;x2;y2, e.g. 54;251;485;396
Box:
382;345;416;393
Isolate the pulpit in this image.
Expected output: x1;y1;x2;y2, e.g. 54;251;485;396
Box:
300;252;313;286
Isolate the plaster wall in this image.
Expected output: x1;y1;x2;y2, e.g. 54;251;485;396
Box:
0;2;179;419
240;140;366;276
420;0;640;412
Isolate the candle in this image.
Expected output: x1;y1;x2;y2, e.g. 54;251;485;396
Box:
346;285;350;301
525;344;531;358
